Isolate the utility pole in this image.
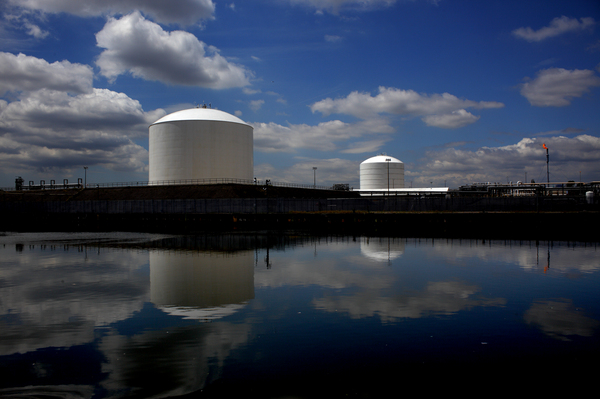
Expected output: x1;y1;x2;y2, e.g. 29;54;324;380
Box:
543;143;549;184
386;158;391;193
313;167;317;189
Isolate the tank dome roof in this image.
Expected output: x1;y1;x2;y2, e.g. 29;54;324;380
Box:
361;155;403;164
151;108;250;127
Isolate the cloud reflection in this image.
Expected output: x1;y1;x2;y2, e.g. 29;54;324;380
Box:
0;242;150;356
1;233;598;398
421;239;600;273
99;322;251;398
524;299;599;341
314;280;506;322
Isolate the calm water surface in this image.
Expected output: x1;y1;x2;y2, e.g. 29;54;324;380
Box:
1;232;599;398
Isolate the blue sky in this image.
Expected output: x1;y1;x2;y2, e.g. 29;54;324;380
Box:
0;0;599;189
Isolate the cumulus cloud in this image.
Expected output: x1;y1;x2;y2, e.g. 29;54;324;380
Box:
413;135;600;187
513;16;595;42
520;68;600;107
1;88;162;138
9;0;216;25
252;118;394;153
311;86;503;128
95;12;252;89
0;88;163;176
0;52;93;95
0;50;166;181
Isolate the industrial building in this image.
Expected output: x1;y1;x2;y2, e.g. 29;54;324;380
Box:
360;155;405;190
358;154;449;196
5;106;596;207
149;107;253;183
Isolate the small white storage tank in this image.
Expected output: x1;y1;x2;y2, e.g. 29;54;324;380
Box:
149;107;253;182
360;155;404;190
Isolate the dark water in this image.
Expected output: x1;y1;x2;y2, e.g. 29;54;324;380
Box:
1;232;599;398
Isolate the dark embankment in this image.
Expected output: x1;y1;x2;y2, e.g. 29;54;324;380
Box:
0;183;361;202
1;184;598;241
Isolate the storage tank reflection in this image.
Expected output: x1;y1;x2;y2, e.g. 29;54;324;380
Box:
150;250;254;320
360;237;405;262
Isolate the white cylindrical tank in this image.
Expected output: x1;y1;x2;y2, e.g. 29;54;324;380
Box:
360;155;404;190
149;108;253;182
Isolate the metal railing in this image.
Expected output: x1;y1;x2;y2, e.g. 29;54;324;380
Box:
91;178;334;191
2;177;336;192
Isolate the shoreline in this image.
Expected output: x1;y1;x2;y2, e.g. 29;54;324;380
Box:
2;210;598;242
2;184;597;241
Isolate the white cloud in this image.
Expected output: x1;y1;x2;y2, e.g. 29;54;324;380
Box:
2;11;51;42
0;88;162;138
340;138;392;154
520;68;600;107
95;12;252;89
252;118;393;153
422;109;480;129
412;135;600;187
311;86;503;128
0;78;165;177
23;21;49;39
0;52;93;95
325;35;342;43
0;134;149;176
249;99;264;111
288;0;397;14
255;158;360;186
9;0;216;25
513;16;595;42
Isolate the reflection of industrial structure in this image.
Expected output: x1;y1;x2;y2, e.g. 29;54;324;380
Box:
150;250;254;320
360;237;405;263
149;106;253;183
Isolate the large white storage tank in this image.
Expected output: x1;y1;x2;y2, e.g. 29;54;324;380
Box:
149;107;253;182
360;155;404;190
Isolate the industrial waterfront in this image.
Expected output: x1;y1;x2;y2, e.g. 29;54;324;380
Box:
0;232;598;397
2;181;599;242
1;107;599;398
2;106;598;241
